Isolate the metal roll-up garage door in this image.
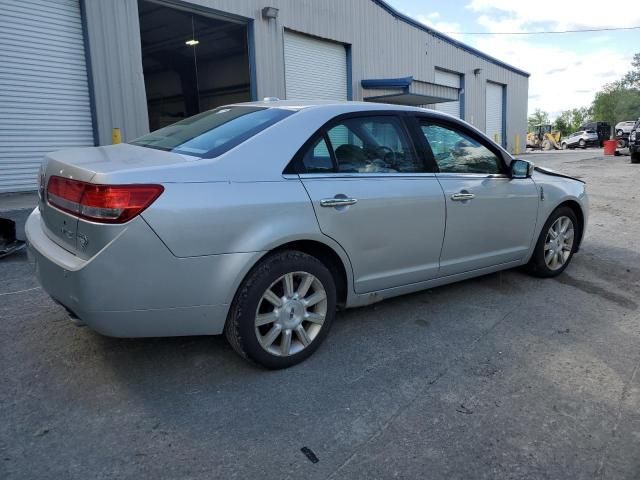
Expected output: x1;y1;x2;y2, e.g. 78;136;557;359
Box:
284;31;347;101
0;0;94;193
485;82;505;146
434;70;461;118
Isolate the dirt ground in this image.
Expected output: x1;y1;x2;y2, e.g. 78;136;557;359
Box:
1;149;639;479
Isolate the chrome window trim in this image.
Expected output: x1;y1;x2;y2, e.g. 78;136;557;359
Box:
435;173;510;180
296;172;438;180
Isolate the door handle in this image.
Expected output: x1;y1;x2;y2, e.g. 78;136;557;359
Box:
451;192;475;201
320;197;358;208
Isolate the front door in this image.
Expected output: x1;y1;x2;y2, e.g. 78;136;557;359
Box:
298;114;446;293
416;119;539;276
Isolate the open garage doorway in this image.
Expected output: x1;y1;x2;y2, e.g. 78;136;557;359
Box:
138;1;253;131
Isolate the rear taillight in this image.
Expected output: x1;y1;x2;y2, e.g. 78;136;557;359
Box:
46;176;164;224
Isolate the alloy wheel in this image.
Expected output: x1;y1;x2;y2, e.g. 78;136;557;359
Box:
544;216;575;271
254;272;327;357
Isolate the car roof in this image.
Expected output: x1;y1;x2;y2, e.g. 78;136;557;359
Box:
227;99;429;113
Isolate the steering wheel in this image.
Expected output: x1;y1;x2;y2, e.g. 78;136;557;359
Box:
372;146;397;164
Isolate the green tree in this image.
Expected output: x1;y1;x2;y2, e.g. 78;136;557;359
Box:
591;52;640;129
553;107;592;137
528;108;550;131
620;52;640;88
592;87;640;128
553;114;571;137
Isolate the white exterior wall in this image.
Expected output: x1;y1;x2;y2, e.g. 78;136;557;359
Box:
84;0;529;153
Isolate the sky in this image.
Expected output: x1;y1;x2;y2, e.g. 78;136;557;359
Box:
385;0;640;119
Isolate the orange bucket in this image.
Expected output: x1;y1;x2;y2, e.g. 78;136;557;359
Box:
603;140;617;156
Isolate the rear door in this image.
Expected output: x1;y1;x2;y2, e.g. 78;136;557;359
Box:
415;117;539;276
297;113;446;294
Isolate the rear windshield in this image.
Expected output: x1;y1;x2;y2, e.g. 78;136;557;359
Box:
585;130;596;134
130;106;295;158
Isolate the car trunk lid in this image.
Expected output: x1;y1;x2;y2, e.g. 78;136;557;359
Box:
39;144;192;257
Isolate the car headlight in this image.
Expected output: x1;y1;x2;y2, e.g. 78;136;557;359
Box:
632;131;637;141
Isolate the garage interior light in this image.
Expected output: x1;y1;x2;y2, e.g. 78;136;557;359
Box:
185;39;199;46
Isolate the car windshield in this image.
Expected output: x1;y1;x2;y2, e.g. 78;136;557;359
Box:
131;106;295;158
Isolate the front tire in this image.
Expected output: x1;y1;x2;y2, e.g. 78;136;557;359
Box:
525;207;579;278
579;139;586;148
631;152;640;164
225;250;336;369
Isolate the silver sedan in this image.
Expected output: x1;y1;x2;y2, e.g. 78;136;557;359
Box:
27;101;588;368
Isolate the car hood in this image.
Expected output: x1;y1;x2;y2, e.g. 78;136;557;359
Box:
534;165;585;184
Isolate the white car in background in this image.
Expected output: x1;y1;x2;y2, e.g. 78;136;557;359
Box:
561;130;599;149
616;121;637;137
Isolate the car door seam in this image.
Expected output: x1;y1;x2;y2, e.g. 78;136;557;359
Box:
434;174;448;273
297;175;358;292
527;177;543;255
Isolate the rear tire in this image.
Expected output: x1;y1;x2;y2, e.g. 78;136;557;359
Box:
225;250;336;369
525;206;579;278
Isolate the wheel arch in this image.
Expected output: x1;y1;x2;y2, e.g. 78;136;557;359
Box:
556;199;585;250
230;236;354;310
270;240;350;308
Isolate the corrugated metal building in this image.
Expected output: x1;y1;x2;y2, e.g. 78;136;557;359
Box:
0;0;529;193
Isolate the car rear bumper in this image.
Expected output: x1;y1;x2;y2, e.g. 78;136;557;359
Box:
26;209;262;337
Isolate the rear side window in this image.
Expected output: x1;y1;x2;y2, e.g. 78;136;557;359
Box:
131;106;294;158
302;136;334;173
329;117;422;173
297;116;424;174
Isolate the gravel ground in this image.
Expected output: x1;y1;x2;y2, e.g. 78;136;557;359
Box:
1;149;639;479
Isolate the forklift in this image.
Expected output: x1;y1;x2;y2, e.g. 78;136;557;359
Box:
526;124;562;151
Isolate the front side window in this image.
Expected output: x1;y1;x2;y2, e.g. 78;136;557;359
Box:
419;122;505;175
131;106;294;158
323;116;423;174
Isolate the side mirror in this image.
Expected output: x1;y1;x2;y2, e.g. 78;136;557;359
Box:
510;159;534;179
